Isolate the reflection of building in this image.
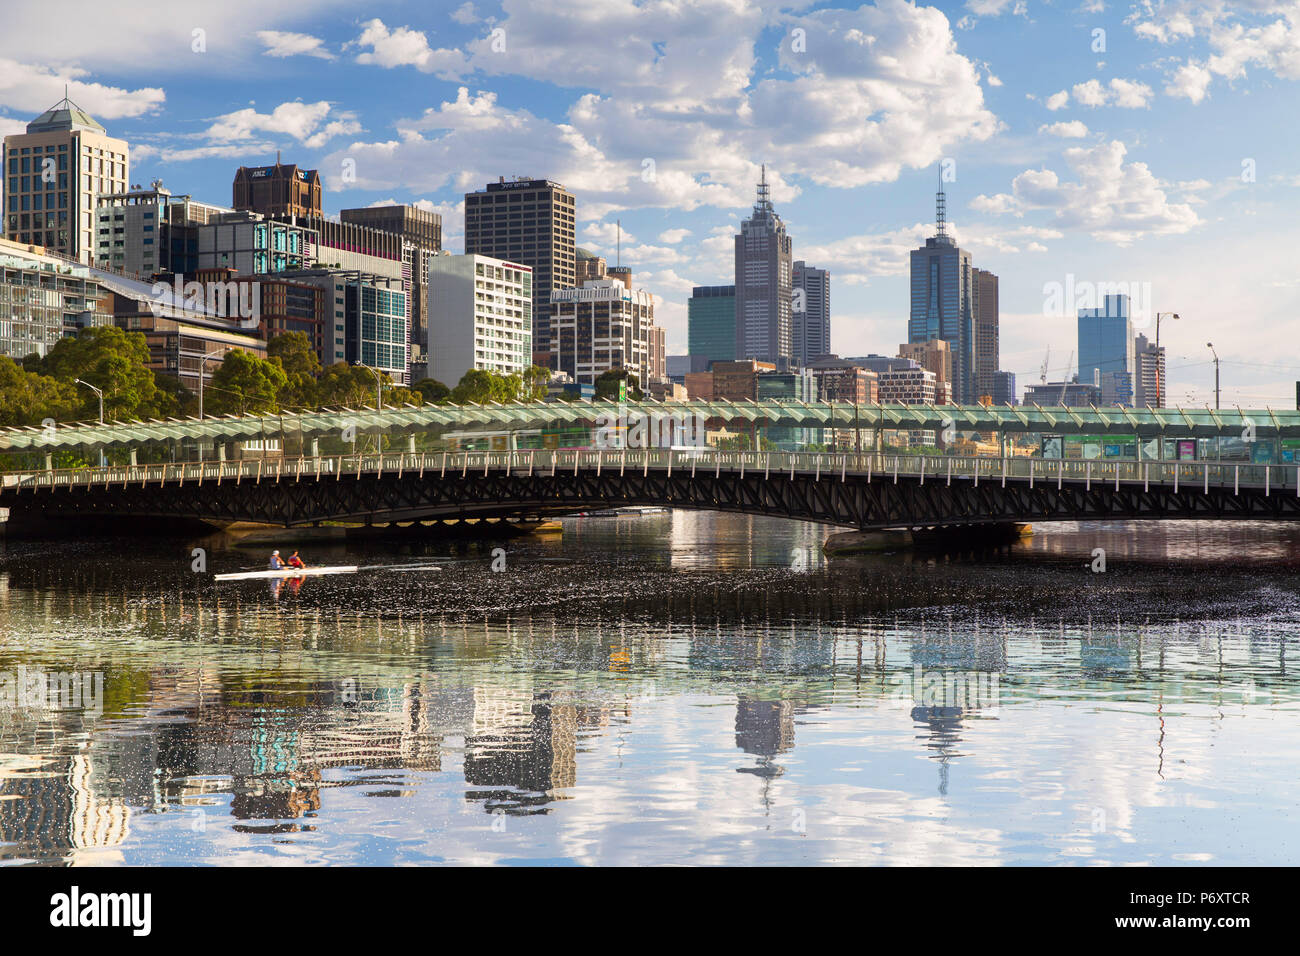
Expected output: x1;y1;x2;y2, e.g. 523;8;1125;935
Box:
463;689;582;807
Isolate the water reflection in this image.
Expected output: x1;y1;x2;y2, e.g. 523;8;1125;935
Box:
0;514;1298;865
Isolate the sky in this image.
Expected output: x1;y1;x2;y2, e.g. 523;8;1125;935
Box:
1;0;1297;406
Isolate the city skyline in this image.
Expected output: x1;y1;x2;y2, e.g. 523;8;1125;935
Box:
0;2;1296;407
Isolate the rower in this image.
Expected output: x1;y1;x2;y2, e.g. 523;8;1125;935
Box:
287;551;306;570
269;550;285;570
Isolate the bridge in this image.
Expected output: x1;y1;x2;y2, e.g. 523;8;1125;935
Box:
2;400;1299;534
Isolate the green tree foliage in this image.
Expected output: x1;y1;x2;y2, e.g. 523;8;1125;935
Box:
523;365;550;401
412;378;451;404
32;326;176;420
594;368;641;401
317;362;383;408
267;332;321;410
205;350;288;416
0;357;79;426
450;368;525;404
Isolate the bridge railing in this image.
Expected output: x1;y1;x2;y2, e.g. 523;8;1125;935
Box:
3;449;1298;495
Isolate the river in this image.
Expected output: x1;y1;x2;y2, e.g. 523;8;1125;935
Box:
1;513;1297;865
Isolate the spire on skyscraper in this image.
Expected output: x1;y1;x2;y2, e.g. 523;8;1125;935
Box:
756;163;772;213
935;167;948;239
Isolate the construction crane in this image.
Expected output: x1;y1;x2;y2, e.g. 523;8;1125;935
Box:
1058;350;1074;405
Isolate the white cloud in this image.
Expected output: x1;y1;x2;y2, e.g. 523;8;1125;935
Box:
0;58;164;119
659;228;692;244
970;140;1200;244
1045;90;1070;110
1165;60;1214;101
351;18;469;80
256;31;335;60
451;3;480;25
205;100;360;149
1070;77;1153;108
1039;120;1090;137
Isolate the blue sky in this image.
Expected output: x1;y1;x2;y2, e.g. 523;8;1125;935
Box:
2;0;1297;404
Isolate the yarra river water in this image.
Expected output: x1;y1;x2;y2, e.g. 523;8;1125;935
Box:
1;512;1298;866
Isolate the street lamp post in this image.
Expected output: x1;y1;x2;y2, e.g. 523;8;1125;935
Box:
1207;342;1220;410
198;347;228;421
354;362;386;453
1154;311;1179;408
75;379;104;467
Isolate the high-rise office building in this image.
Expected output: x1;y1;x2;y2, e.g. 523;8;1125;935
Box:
688;285;736;365
279;268;408;381
3;95;130;265
464;177;576;366
972;267;999;401
0;238;113;359
232;160;322;218
898;339;952;396
1078;294;1135;395
792;261;830;365
340;204;442;379
94;183;230;278
909;183;975;403
1134;333;1166;407
550;276;660;386
992;370;1017;406
734;166;793;364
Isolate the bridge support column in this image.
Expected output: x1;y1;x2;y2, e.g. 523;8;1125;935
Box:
44;453;52;471
217;444;227;462
311;438;320;457
407;435;417;454
129;449;137;466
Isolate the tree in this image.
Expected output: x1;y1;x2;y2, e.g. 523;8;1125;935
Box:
317;362;386;408
594;368;641;401
33;326;173;421
267;331;321;410
0;357;78;426
205;350;288;416
451;368;521;404
523;365;550;401
412;378;451;404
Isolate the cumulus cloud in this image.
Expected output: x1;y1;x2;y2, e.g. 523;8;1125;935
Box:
0;58;164;119
1039;120;1090;137
1071;77;1153;108
351;18;469;80
205;100;360;149
256;31;335;59
969;140;1200;243
1045;90;1070;110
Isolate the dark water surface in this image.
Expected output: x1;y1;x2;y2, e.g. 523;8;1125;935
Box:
1;513;1297;865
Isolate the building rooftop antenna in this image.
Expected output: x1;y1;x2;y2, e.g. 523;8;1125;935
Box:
935;167;947;238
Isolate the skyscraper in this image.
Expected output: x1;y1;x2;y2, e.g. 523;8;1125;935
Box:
464;177;576;367
909;181;975;403
1134;333;1166;408
232;160;322;218
972;267;999;401
1078;294;1135;395
688;285;736;365
3;94;129;265
734;166;793;364
792;261;830;365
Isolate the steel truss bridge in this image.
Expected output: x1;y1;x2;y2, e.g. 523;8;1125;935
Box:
4;448;1300;531
3;400;1300;531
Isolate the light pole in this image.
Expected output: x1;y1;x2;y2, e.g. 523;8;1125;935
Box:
1207;342;1220;410
75;379;105;467
197;347;228;421
354;362;386;453
1154;311;1178;408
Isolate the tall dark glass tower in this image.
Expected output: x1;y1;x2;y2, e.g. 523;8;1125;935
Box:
734;166;793;364
909;179;975;403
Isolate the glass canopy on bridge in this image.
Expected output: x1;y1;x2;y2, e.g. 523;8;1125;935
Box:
1;400;1296;453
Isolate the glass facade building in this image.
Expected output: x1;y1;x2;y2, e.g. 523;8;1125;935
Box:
687;285;736;365
1078;294;1135;403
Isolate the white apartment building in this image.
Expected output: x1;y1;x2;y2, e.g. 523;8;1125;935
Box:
877;367;938;404
550;278;657;386
426;254;533;387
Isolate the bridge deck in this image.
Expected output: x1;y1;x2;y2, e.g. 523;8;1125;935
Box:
4;449;1296;495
